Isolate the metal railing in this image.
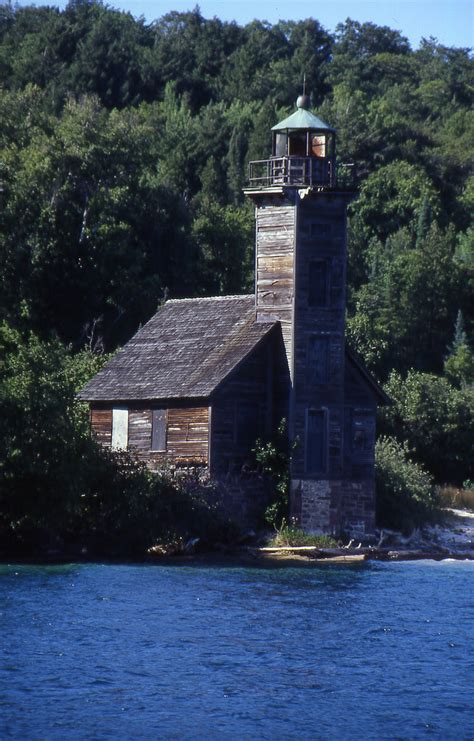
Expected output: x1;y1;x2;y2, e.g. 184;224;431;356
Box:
248;156;333;188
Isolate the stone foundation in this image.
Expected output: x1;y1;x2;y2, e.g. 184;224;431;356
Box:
339;479;376;537
205;473;271;529
291;480;332;533
291;478;376;537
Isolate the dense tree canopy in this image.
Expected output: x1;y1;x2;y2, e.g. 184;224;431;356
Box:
0;2;473;548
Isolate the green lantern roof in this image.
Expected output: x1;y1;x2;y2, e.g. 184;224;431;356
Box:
272;97;334;132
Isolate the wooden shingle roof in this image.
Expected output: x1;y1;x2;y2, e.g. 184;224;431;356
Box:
79;295;277;402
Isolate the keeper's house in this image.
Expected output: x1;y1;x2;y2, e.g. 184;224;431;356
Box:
79;94;389;536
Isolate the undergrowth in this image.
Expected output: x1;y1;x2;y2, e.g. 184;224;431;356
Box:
438;485;474;511
268;522;337;548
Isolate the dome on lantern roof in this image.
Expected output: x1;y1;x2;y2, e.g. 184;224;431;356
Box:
272;103;334;132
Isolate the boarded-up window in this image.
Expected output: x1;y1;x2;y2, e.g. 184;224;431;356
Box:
112;408;128;450
151;409;167;451
306;409;327;473
309;260;329;307
307;336;329;385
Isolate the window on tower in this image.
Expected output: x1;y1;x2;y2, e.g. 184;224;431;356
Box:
307;336;330;385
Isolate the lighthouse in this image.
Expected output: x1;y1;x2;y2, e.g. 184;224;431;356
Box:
244;93;386;534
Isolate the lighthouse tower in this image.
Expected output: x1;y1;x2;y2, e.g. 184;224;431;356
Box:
245;93;374;534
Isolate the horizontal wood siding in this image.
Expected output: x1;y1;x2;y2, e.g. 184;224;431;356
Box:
92;405;209;467
91;408;112;447
167;407;209;463
128;409;152;458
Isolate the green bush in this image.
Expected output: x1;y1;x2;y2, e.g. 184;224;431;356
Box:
253;419;292;529
0;323;228;558
73;451;233;557
375;436;439;533
380;370;474;485
269;523;337;548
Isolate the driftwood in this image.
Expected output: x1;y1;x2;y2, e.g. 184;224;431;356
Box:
248;544;473;564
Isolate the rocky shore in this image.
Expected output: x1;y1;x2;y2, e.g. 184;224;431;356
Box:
243;507;474;564
3;509;473;566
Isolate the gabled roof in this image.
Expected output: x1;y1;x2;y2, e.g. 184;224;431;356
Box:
79;295;277;402
345;346;391;406
272;107;334;132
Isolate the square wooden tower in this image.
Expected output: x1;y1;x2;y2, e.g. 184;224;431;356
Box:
245;95;386;534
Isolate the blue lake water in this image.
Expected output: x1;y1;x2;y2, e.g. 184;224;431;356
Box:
1;560;473;740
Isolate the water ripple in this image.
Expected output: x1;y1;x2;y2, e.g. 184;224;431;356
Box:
1;561;473;740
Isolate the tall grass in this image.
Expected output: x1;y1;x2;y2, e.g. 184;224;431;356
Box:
438;486;474;511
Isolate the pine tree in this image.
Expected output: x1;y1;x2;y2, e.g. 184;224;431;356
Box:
444;310;474;388
415;193;432;249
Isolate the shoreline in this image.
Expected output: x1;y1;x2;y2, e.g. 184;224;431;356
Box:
1;545;473;568
2;508;473;567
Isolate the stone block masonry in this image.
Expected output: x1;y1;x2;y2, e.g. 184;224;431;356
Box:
292;478;376;537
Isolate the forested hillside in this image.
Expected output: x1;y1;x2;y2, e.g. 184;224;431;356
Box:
0;2;472;550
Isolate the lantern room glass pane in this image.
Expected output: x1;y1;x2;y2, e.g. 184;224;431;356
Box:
275;133;287;157
311;135;326;157
288;132;306;156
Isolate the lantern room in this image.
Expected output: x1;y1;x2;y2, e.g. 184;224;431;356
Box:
248;94;336;189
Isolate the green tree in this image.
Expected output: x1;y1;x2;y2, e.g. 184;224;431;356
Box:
354;160;439;242
0;321;107;549
375;436;438;533
0;91;196;347
191;202;254;294
380;370;474;485
347;224;467;376
444;311;474;388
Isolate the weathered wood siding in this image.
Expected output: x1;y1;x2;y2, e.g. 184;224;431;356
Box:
253;193;352;481
343;358;378;480
291;193;350;479
210;330;287;475
91;409;112;447
91;404;209;467
255;201;295;375
166;407;209;463
128;409;152;457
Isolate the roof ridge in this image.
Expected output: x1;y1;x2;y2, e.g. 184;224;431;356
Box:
166;294;253;304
